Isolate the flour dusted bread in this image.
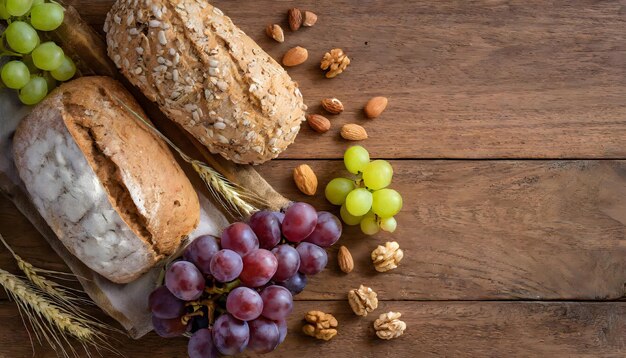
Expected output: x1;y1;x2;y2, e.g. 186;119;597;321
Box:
13;76;200;284
104;0;307;165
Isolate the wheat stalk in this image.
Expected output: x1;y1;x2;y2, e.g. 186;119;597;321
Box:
112;96;265;218
0;268;97;356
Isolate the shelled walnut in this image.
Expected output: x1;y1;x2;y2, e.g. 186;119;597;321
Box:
371;241;403;272
320;48;350;78
374;311;406;340
302;310;338;341
348;285;378;316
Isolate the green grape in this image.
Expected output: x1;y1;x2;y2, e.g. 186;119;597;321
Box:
4;21;40;54
325;178;356;206
379;217;397;233
372;188;403;218
18;76;48;105
360;216;379;236
31;0;43;5
0;1;10;19
1;61;30;89
30;3;65;31
32;42;64;71
362;160;393;190
345;188;373;217
50;56;76;81
42;71;57;91
344;145;370;174
340;204;363;226
6;0;32;16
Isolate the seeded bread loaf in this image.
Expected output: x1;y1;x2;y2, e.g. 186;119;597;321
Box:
13;76;200;284
104;0;307;165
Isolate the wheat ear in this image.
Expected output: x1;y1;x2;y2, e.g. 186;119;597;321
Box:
112;95;266;218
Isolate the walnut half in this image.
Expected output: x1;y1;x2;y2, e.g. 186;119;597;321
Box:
320;48;351;78
371;241;404;272
302;310;338;341
374;311;406;340
348;285;378;316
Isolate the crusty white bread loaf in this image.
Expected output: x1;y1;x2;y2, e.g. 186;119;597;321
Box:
13;76;200;284
104;0;307;165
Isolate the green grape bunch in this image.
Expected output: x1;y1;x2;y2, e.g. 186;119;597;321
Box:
0;0;76;105
325;145;403;236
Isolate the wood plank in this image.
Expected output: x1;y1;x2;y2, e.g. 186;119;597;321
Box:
68;0;626;159
0;301;623;357
2;160;625;300
257;160;626;300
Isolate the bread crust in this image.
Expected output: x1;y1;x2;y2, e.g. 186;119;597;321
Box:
104;0;307;164
13;76;200;283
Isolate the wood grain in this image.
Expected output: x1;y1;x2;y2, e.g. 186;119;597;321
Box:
0;301;623;358
2;160;625;300
64;0;626;159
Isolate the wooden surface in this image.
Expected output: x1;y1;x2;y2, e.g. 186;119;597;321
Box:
1;0;626;357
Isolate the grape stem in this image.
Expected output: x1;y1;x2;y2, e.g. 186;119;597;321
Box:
180;310;204;325
204;279;240;295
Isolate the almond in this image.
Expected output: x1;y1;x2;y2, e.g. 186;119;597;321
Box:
293;164;318;196
265;24;284;43
321;98;344;114
338;246;354;273
302;11;318;27
364;96;388;119
341;124;368;141
288;8;302;31
283;46;308;67
307;114;331;133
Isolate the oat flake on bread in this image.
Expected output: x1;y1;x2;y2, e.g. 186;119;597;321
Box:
104;0;308;164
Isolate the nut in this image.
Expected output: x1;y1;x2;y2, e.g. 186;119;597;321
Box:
306;114;331;133
288;8;302;31
293;164;318;196
320;48;351;78
283;46;308;67
371;241;403;272
265;24;284;43
303;311;338;341
374;312;406;340
302;11;318;27
364;96;388;119
341;124;368;141
321;98;344;114
348;285;378;316
337;246;354;273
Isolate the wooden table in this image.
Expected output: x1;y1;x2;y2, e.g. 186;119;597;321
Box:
1;0;625;356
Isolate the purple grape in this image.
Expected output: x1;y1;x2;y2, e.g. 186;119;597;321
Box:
148;286;186;319
165;261;205;301
183;235;220;276
278;272;307;295
247;317;280;354
221;222;259;256
305;211;342;247
226;287;263;321
210;249;243;283
212;314;249;356
260;285;293;321
249;211;282;249
152;315;189;338
282;202;318;243
273;211;285;225
271;244;300;282
296;242;328;275
276;319;288;344
188;329;218;358
240;249;278;287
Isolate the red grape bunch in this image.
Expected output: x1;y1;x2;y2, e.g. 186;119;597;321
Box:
148;202;343;357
